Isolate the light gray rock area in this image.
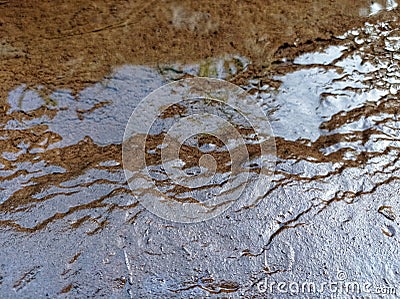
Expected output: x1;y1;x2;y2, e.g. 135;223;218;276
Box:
1;17;400;299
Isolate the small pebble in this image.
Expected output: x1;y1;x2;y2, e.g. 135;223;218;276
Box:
378;206;396;221
381;225;395;237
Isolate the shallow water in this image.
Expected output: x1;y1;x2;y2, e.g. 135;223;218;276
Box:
1;15;400;299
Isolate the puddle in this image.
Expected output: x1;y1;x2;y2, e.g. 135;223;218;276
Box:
1;15;400;299
238;19;400;216
122;77;276;223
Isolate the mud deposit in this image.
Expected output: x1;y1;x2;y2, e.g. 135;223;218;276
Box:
1;1;400;298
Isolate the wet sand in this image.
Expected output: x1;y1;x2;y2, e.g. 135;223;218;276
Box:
0;0;383;99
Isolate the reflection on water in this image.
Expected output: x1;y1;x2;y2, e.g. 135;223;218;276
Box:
0;66;164;232
1;18;400;298
250;20;400;208
122;77;276;223
368;0;398;16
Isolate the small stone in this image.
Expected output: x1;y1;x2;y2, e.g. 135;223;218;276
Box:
378;206;396;221
381;225;395;237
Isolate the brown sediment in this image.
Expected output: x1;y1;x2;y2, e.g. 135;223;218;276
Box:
142;129;261;173
12;266;41;291
122;125;266;203
1;3;400;298
68;252;81;264
2;83;400;230
1;1;399;234
76;100;111;119
169;277;239;294
59;283;74;294
0;0;387;102
159;103;188;119
0;136;123;213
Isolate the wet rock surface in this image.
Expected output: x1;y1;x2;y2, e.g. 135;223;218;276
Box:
1;2;400;299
